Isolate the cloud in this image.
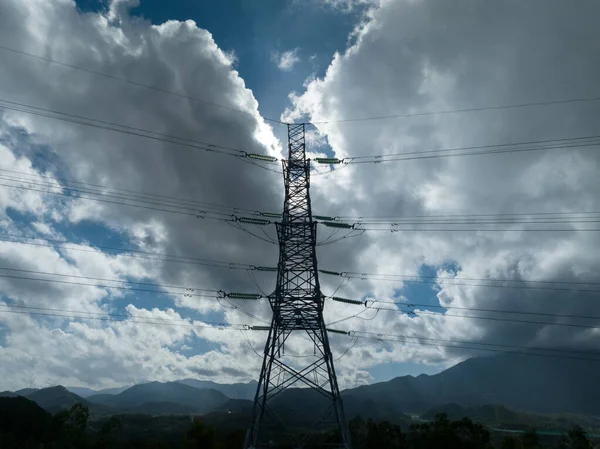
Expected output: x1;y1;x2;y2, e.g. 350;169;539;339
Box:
272;48;301;71
283;0;600;370
0;0;281;390
1;0;599;392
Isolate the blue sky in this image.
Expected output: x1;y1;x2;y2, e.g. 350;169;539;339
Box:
78;0;364;127
61;0;446;382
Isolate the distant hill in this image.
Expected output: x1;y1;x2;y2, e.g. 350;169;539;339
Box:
66;385;129;397
0;397;54;443
24;386;94;414
176;378;258;400
87;381;229;414
344;353;600;415
0;391;18;398
5;353;599;420
15;387;39;396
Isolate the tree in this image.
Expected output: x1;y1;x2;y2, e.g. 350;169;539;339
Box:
500;435;519;449
54;403;90;448
555;426;593;449
94;416;123;449
184;418;217;449
521;428;540;449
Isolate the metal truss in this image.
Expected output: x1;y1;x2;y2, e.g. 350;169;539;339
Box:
244;124;351;449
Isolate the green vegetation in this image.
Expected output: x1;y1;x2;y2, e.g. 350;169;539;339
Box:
1;397;598;449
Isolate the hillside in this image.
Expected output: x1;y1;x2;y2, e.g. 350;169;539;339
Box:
176;378;258;400
25;386;95;414
87;381;229;414
345;353;600;415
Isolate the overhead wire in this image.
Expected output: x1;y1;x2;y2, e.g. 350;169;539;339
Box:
0;98;281;166
0;168;276;217
0;231;271;270
331;209;600;222
320;270;600;293
337;329;600;361
325;297;600;330
366;299;600;321
0;303;255;330
0;181;284;240
306;95;600;125
0;270;221;299
310;134;600;173
321;269;600;287
0;43;288;125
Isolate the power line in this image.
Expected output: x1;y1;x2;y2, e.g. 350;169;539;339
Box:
311;134;600;167
0;43;287;126
0;98;281;168
0;182;281;235
365;299;600;321
0;266;218;293
354;226;600;232
0;272;220;299
334;329;600;361
0;303;255;329
0;232;277;271
0;168;276;217
0;267;268;303
321;269;600;287
307;95;600;125
331;210;600;222
329;298;600;330
320;270;600;293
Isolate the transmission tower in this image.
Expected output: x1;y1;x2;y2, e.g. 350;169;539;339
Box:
244;124;351;448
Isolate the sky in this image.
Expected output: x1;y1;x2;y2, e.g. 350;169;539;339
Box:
0;0;599;392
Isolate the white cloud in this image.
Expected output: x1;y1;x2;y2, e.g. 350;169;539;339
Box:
1;0;599;392
272;48;301;71
284;0;600;374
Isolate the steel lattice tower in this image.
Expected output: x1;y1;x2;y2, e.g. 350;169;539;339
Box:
244;124;351;449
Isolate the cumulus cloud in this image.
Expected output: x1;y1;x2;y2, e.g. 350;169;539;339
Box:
0;0;281;390
283;0;600;375
1;0;599;392
272;48;301;71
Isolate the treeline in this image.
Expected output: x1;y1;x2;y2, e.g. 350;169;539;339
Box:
0;397;596;449
345;415;597;449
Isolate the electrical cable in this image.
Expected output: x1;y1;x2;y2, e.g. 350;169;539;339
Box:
307;95;600;125
333;336;359;362
0;43;287;125
346;134;600;161
0;98;280;165
0;272;220;299
0;266;218;293
330;274;600;294
342;330;600;362
0;167;277;217
314;135;600;172
219;297;270;325
0;303;254;330
240;329;263;358
0;174;237;217
366;299;600;321
365;303;600;330
322;269;600;287
0;232;263;270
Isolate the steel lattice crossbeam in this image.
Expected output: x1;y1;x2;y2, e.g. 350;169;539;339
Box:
244;124;351;449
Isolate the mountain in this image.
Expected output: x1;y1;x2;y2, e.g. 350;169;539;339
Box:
345;353;600;415
87;381;230;414
23;386;95;414
176;379;258;400
66;385;129;397
0;397;54;443
0;391;18;398
15;387;39;396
